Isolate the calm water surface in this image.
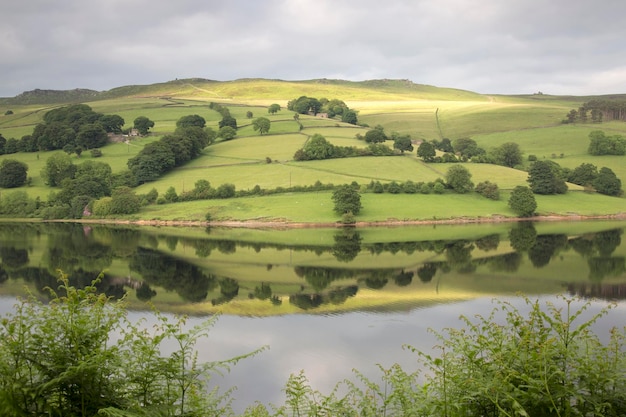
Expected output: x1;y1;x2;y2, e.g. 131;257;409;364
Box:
0;221;625;411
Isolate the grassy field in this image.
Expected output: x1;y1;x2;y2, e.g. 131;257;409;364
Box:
0;78;625;224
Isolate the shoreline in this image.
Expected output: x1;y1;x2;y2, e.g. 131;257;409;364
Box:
52;213;626;229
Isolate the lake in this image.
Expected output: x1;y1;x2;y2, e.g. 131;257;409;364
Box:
0;220;625;412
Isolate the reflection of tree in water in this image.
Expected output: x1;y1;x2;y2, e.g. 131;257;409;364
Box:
332;228;362;262
509;222;537;252
252;282;272;300
136;282;157;301
362;270;391;289
487;252;522;273
475;234;500;251
569;236;595;258
44;224;113;273
417;263;437;283
90;227;141;258
588;257;625;282
289;285;358;310
593;229;622;257
294;266;357;291
445;240;474;272
212;277;239;305
528;234;568;268
394;270;413;286
0;267;8;284
0;247;29;269
129;248;217;302
567;282;626;300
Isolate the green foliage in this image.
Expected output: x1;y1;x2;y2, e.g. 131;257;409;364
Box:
417;141;436;161
332;185;362;215
453;137;485;159
133;116;155;135
109;186;141;214
164;186;178;203
491;141;523;167
0;275;262;417
219;115;238;130
509;185;537;217
176;114;206;129
364;128;387;144
218;126;237;140
341;109;358;125
587;130;626;155
393;135;414;153
593;166;622;196
0;159;28;188
527;160;568;194
475;180;500;200
76;122;108;149
252;117;271;135
445;165;474;193
0;190;37;216
568;162;598;186
268;103;281;114
41;153;76;187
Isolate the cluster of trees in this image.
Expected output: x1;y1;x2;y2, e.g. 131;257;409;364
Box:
526;159;622;197
209;102;238;139
0;104;125;156
563;98;626;123
587;130;626;155
287;96;358;124
417;138;523;168
128;116;212;183
294;133;395;160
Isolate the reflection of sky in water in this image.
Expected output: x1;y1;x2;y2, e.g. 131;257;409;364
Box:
126;296;625;414
1;294;624;413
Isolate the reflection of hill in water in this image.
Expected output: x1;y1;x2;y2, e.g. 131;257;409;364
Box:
0;222;626;315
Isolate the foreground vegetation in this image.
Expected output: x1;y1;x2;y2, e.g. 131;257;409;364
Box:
1;277;624;416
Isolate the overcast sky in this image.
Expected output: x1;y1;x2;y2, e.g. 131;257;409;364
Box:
2;0;626;97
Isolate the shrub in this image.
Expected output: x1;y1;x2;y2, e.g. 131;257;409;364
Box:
475;181;500;200
90;149;103;157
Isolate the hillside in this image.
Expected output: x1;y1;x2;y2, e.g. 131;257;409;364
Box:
0;77;625;225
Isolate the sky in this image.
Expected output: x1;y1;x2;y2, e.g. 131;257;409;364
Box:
2;0;626;97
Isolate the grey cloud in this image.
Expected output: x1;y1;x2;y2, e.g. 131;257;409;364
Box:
1;0;626;96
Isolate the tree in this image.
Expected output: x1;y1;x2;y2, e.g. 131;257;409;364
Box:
110;186;141;214
176;114;206;129
568;163;598;186
297;134;334;160
76;123;108;149
593;167;622;196
475;181;500;200
127;141;175;184
218;126;237;141
219;115;237;129
133;116;154;135
417;141;436;161
341;110;358;125
99;114;125;133
364;129;387;144
41;153;76;186
252;117;271;135
491;142;523;167
393;135;414;153
268;103;281;114
445;165;474;193
0;159;28;188
453;137;484;158
508;185;537;217
527;160;567;194
246;111;253;119
332;185;362;215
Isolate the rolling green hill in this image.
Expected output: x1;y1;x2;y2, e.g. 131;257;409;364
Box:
1;78;625;225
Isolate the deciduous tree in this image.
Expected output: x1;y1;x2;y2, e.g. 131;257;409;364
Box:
133;116;154;135
508;185;537;217
252;117;271;135
332;184;362;215
0;159;28;188
445;165;474;193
